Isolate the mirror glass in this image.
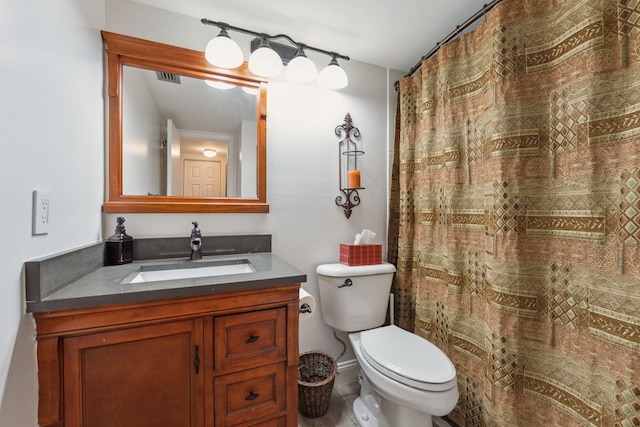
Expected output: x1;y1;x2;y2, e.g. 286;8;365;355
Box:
122;67;258;198
103;31;268;213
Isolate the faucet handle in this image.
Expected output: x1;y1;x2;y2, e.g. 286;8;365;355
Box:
191;222;201;238
190;222;202;260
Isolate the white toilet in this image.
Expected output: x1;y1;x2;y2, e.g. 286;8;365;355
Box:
316;262;458;427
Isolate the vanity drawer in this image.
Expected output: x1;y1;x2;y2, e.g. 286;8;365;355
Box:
213;363;286;426
214;307;287;371
246;416;286;427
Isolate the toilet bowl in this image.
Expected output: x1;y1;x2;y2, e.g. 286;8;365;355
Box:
316;263;458;427
350;326;458;427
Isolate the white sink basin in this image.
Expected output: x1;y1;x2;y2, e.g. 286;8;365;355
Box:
124;260;256;284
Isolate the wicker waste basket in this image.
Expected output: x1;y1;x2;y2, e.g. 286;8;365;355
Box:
297;351;337;418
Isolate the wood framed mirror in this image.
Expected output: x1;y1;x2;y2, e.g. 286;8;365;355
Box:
102;31;268;213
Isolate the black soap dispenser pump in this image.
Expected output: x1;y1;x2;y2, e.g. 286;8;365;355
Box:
106;217;134;265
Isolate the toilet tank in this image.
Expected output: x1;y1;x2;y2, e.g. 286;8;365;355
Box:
316;263;396;332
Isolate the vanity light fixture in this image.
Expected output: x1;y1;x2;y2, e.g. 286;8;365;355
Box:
204;27;244;69
335;113;363;219
284;46;317;83
201;18;349;88
248;35;283;78
318;56;349;89
203;148;217;158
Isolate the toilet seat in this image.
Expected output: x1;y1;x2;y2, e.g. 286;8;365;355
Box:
359;325;456;392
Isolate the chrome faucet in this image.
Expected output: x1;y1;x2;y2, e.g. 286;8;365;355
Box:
190;222;202;260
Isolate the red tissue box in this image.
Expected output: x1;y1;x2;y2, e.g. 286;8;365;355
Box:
339;244;382;266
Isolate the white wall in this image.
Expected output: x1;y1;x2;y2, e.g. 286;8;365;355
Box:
0;1;106;425
104;0;398;362
122;66;164;195
240;119;257;197
168;119;182;196
0;0;401;424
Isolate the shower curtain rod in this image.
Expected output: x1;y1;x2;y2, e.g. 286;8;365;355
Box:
404;0;504;78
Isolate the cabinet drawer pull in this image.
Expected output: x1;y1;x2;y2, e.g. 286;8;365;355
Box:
194;345;200;374
246;334;260;343
245;391;260;401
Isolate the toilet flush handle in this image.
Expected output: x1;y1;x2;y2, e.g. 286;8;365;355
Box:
338;278;353;288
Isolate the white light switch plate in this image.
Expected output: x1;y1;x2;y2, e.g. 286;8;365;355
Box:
33;190;51;235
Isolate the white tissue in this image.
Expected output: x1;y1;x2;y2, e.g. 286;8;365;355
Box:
354;229;376;244
299;288;316;321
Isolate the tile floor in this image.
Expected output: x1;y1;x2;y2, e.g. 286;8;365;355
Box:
298;378;361;427
298;377;458;427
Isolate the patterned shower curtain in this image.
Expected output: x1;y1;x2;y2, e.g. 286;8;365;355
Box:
389;0;640;425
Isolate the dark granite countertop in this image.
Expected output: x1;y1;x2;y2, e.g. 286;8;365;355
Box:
25;236;307;313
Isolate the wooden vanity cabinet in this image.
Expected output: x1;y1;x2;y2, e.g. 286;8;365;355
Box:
33;285;300;427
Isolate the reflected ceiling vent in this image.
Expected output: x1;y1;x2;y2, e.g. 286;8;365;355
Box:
156;71;181;84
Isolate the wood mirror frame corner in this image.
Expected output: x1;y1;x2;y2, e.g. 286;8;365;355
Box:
102;31;269;213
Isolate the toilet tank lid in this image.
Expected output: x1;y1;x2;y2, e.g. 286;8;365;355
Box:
316;262;396;277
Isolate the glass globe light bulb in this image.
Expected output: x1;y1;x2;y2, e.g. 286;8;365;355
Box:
285;48;317;83
249;38;283;77
204;28;243;69
318;57;348;89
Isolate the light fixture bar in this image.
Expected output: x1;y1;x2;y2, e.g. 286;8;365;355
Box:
201;18;350;62
250;38;296;64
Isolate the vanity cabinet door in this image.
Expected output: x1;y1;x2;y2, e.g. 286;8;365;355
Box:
62;319;203;427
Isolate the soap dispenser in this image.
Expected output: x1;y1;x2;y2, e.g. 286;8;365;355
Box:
106;217;134;265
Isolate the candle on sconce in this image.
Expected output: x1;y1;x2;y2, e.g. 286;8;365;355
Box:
347;169;361;188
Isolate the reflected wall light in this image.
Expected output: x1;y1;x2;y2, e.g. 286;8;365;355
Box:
203;148;217;158
242;86;259;95
201;19;349;88
205;80;235;90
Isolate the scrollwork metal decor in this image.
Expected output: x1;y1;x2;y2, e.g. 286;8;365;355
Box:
335;189;360;218
335;113;363;218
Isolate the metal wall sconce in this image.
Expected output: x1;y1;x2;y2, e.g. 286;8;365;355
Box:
335;113;363;218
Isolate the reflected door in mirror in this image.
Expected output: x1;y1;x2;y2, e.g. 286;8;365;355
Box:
183;159;223;197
